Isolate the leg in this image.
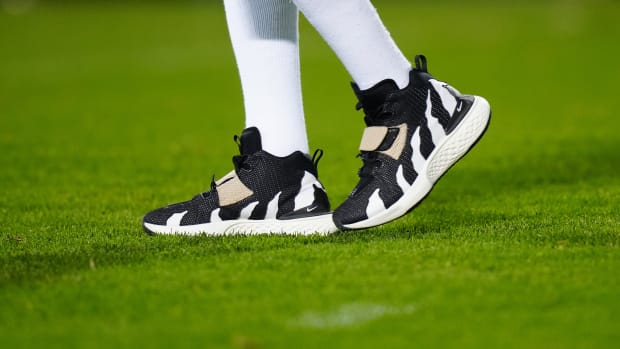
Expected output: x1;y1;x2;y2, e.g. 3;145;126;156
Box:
292;0;411;89
142;0;336;235
224;0;308;156
293;0;491;229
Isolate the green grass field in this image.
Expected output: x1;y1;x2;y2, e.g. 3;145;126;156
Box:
1;1;619;348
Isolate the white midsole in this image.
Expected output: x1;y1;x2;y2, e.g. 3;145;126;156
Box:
343;96;491;230
144;213;338;236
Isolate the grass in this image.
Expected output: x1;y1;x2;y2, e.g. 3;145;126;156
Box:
1;0;619;348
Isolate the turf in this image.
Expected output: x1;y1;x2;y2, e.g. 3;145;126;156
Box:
1;1;619;348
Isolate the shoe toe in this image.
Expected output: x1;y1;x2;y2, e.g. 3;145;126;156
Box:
143;198;193;225
142;206;173;226
333;201;367;229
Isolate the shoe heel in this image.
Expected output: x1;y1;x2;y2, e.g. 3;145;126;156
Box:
426;96;491;182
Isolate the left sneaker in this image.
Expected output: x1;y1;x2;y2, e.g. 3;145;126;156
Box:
333;55;491;230
143;127;337;235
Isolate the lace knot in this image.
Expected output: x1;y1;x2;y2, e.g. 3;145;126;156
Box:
357;151;382;178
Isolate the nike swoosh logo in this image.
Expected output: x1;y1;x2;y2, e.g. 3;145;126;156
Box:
306;205;318;212
456;101;463;112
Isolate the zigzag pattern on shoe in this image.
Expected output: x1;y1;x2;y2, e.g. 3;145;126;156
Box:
334;55;491;229
143;127;337;235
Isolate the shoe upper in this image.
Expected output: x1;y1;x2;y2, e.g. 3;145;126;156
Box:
333;55;475;227
143;127;330;229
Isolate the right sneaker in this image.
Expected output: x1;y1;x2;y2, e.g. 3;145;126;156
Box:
334;55;491;230
142;127;337;235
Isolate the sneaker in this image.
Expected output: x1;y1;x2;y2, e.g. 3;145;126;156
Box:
333;55;491;230
143;127;337;235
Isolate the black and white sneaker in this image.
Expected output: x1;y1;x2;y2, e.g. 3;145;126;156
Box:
143;127;337;235
333;55;491;230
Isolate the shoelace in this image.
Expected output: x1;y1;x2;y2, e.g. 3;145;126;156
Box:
356;94;399;123
231;134;253;172
357;151;381;178
201;134;254;198
355;95;399;179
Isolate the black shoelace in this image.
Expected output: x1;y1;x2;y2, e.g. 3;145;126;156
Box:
355;96;399;179
358;151;382;178
201;134;254;198
356;94;399;123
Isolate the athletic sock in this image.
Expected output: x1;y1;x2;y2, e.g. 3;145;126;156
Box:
292;0;411;90
224;0;309;157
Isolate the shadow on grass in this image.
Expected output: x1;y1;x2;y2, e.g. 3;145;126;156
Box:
0;210;549;287
2;138;618;286
0;222;440;286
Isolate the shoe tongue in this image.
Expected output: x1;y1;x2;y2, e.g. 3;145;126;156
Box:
352;78;400;111
238;127;263;155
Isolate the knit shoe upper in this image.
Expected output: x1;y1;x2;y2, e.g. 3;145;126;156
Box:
333;55;491;229
143;127;335;235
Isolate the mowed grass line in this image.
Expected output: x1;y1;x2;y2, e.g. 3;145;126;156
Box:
1;1;619;348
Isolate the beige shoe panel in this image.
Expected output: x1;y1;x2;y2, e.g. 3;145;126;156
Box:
216;170;254;206
359;123;407;160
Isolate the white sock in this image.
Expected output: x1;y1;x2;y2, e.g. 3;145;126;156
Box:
224;0;309;157
292;0;411;90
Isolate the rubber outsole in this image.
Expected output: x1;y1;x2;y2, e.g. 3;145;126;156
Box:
143;212;338;236
340;96;492;230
